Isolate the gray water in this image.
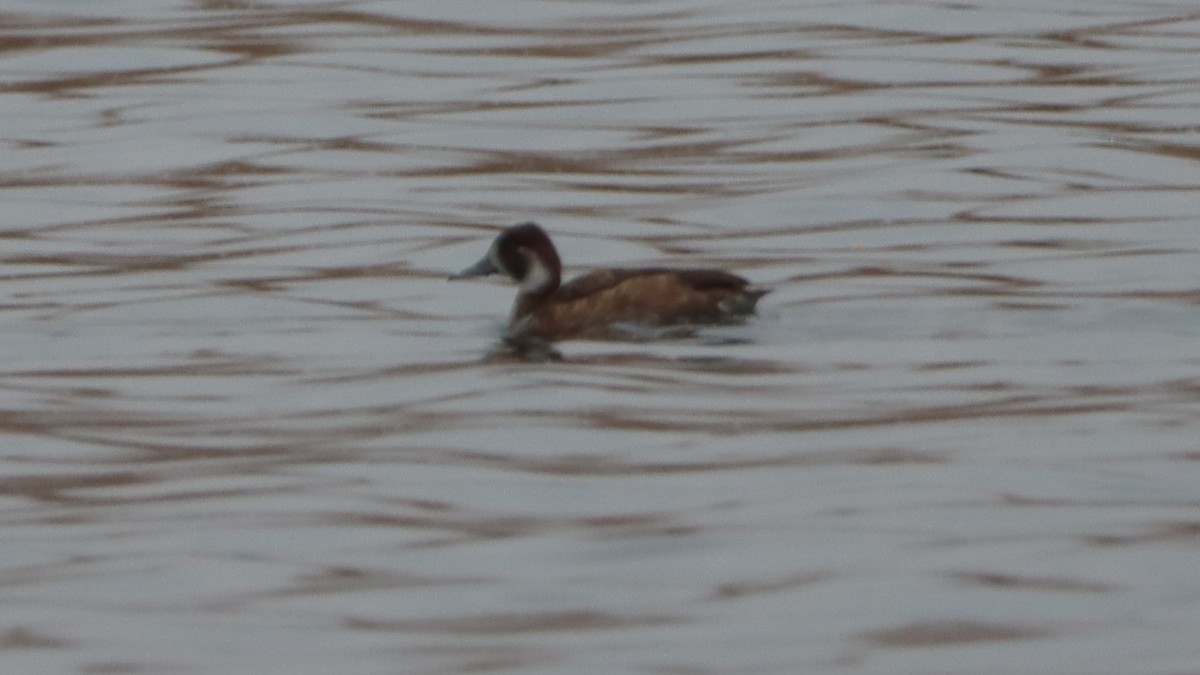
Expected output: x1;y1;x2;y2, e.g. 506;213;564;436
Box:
2;1;1199;673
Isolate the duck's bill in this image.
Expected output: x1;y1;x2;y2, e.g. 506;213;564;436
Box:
450;255;499;280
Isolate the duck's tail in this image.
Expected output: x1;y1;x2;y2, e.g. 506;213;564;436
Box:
720;286;771;315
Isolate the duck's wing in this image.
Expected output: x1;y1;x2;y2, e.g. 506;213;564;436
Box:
526;268;768;339
670;269;757;291
675;269;770;314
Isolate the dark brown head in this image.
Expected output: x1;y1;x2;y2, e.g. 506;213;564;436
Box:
450;222;562;295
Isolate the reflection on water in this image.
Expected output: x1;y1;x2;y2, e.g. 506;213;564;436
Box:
2;0;1200;673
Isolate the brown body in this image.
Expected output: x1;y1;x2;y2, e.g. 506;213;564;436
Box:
517;268;765;340
452;222;769;342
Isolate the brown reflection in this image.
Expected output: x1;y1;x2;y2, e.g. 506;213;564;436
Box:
347;610;685;635
0;472;144;505
254;566;483;601
863;621;1051;647
710;572;830;601
951;572;1118;593
0;626;72;649
306;502;698;547
1083;521;1200;547
407;644;553;674
424;446;943;477
564;395;1127;436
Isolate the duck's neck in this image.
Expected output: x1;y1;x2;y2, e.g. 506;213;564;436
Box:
508;253;560;333
510;285;554;325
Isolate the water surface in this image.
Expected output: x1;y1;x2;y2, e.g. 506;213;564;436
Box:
2;1;1199;673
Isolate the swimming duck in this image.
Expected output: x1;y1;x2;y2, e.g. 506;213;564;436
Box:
451;222;768;341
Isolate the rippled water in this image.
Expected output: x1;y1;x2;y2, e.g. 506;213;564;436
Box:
2;1;1199;673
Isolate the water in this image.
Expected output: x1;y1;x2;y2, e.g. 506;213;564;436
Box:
2;1;1199;673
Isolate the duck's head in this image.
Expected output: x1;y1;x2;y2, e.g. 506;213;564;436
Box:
450;222;562;294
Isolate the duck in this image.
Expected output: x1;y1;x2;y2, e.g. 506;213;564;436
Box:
450;222;769;342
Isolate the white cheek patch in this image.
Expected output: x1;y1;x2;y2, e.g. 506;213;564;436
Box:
521;256;554;293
